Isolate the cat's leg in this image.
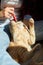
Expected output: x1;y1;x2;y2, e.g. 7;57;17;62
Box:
23;15;36;45
28;17;36;45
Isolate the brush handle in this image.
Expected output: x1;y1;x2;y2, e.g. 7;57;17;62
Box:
11;13;17;22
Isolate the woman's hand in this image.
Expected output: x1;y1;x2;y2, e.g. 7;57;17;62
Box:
3;7;14;19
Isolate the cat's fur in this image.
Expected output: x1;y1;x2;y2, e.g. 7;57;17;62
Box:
8;18;36;63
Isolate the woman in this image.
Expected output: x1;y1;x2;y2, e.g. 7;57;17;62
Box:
0;5;20;65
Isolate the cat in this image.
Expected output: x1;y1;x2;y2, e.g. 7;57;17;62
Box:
8;18;36;64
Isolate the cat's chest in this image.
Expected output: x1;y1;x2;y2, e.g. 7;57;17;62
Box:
13;27;30;42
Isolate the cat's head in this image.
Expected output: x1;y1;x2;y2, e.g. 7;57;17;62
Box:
9;21;26;36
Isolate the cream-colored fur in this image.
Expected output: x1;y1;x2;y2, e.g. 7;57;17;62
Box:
9;18;36;63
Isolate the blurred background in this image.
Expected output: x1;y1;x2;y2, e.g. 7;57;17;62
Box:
21;0;43;21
